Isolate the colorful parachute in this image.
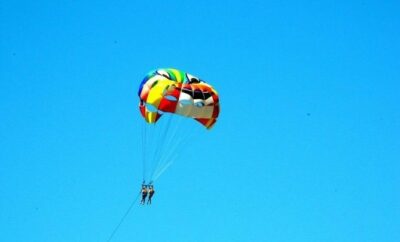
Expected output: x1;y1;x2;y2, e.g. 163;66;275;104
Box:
138;68;220;129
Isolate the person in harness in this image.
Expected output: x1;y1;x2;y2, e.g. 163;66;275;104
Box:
140;185;148;205
147;185;155;204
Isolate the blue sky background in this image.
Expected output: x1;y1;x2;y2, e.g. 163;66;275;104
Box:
1;1;399;241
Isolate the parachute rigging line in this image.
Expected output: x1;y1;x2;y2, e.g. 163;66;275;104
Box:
149;118;175;180
141;121;147;180
151;120;191;181
148;114;174;180
141;113;173;182
150;115;189;181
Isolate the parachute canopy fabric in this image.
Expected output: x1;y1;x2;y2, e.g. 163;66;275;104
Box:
138;68;220;129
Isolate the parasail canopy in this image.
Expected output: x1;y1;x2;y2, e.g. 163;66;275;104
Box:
138;68;220;129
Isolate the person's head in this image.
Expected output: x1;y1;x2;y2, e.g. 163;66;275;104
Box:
142;185;146;189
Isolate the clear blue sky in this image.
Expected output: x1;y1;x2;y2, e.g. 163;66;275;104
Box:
1;1;399;241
